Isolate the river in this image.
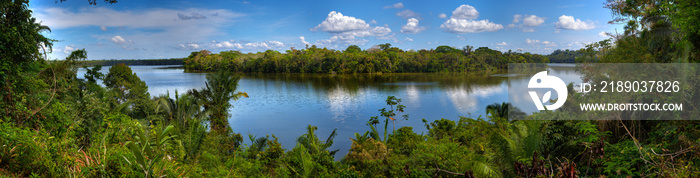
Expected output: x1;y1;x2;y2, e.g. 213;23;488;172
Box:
77;64;581;159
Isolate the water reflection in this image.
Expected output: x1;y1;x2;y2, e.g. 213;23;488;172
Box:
79;65;581;160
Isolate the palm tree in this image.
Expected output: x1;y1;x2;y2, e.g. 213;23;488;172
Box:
296;125;339;156
190;70;248;133
155;91;209;129
485;102;542;176
462;45;474;57
486;102;526;122
154;91;209;163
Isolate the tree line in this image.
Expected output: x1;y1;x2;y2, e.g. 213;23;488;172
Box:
183;44;549;73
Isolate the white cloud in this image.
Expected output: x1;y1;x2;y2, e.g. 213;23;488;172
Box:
522;15;545;27
177;43;200;50
311;11;394;47
244;41;284;49
337;26;391;38
512;14;522;23
438;13;447;18
213;40;243;48
555;15;595;30
526;39;540;44
209;40;285;50
508;14;544;32
497;42;507;46
451;5;479;19
100;25;107;31
396;9;420;19
440;19;503;33
526;39;556;46
311;11;370;33
404;37;414;42
383;2;404;9
598;31;608;37
316;35;369;46
370;20;377;24
110;35;132;44
300;36;310;45
401;18;426;34
542;41;556;46
61;45;76;54
441;4;501;33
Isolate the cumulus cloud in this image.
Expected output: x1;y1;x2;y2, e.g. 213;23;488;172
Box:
497;42;507;46
598;31;609;37
300;36;310;45
438;13;447;18
508;14;544;32
110;35;132;44
404;37;413;42
451;5;478;19
401;18;426;34
311;11;370;33
526;39;556;46
523;15;545;27
396;9;420;19
177;43;200;50
212;40;243;48
512;14;522;23
526;39;540;44
383;2;404;9
311;11;394;46
370;20;377;24
555;15;595;30
441;19;503;33
208;40;285;50
542;41;556;46
61;45;76;54
441;4;502;33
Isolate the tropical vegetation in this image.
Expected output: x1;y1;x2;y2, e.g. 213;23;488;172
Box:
2;0;700;177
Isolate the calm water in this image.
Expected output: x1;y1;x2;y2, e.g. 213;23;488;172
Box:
78;64;581;159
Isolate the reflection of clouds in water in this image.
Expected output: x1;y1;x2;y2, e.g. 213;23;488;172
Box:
327;86;363;124
405;85;420;107
446;85;504;114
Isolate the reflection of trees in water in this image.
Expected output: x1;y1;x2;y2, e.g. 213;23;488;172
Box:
240;73;509;122
241;73;508;94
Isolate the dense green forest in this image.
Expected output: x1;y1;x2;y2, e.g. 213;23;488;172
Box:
546;49;583;63
183;45;549;73
2;0;700;177
80;58;184;67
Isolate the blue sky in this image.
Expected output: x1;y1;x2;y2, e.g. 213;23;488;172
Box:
30;0;622;60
